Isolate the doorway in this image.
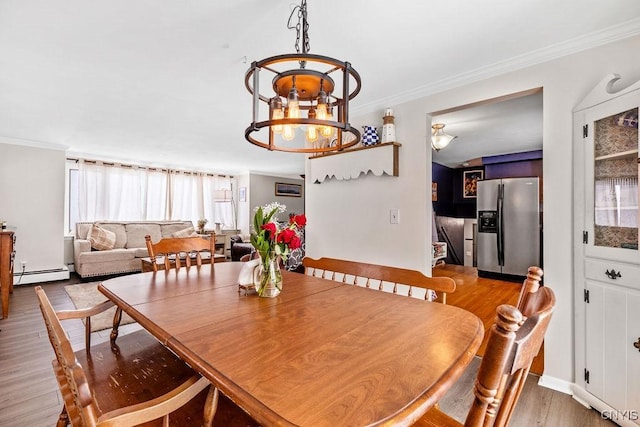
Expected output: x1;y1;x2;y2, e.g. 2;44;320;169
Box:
430;88;543;276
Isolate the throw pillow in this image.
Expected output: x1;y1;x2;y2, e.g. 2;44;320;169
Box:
90;225;117;251
172;227;198;238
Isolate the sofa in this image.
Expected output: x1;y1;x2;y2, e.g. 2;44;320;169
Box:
229;235;255;261
74;220;195;278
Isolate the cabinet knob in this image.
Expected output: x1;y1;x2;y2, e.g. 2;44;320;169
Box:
635;338;640;352
605;269;621;280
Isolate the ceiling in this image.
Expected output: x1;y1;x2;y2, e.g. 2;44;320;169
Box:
432;90;543;168
1;1;639;176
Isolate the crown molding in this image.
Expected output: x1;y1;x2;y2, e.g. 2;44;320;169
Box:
0;135;68;151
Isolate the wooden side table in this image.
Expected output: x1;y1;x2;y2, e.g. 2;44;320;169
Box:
140;253;226;272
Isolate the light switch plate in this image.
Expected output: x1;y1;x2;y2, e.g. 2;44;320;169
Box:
390;209;400;224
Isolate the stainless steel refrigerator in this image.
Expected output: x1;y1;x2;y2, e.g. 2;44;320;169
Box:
476;177;540;281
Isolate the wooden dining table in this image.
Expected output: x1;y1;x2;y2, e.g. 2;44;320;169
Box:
99;262;484;427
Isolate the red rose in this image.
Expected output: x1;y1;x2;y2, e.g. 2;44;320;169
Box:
261;222;276;239
293;214;307;227
289;235;301;250
277;228;296;245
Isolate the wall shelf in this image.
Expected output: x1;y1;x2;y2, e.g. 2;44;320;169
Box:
309;142;401;183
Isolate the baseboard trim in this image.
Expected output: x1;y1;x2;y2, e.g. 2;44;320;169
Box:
537;374;573;395
572;386;639;427
13;266;70;285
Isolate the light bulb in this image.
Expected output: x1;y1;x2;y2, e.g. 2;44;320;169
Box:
316;85;330;136
307;126;318;143
271;107;284;133
306;107;318;143
316;102;327;121
287;85;300;127
282;124;295;141
270;96;284;134
321;106;333;137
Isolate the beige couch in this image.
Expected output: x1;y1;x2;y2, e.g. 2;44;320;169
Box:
74;221;194;278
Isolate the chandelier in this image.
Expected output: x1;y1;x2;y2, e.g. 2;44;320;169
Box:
245;0;362;153
431;123;457;151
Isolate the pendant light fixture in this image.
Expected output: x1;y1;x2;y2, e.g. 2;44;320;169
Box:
245;0;362;153
431;123;457;151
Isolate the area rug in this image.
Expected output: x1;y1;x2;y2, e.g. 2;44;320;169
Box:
64;282;135;332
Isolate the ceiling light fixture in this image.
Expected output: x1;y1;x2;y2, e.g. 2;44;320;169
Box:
431;123;457;151
245;0;362;153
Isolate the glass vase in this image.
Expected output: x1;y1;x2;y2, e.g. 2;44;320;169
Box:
256;252;282;298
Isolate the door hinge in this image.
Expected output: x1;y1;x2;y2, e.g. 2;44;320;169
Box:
583;124;588;138
584;369;590;384
583;230;588;244
584;289;590;303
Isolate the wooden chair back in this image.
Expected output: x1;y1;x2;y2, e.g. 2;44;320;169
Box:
145;234;215;272
35;286;218;426
516;265;547;316
302;257;456;303
240;251;259;262
415;266;555;427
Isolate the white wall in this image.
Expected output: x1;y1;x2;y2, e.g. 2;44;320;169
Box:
249;174;305;221
0;139;67;280
305;35;640;390
236;173;251;236
306;106;429;271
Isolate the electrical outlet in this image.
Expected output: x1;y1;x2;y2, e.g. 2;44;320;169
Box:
390;209;400;224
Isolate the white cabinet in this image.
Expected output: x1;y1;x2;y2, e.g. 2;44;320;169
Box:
574;74;640;426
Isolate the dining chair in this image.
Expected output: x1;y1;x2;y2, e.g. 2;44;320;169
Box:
145;234;215;272
413;266;555;427
302;256;456;303
55;294;121;353
239;251;259;262
36;285;220;426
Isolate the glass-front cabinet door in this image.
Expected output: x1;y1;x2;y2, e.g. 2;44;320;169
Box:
585;94;639;263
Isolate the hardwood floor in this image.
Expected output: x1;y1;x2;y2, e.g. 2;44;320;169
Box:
432;263;612;426
431;263;544;374
0;273;612;426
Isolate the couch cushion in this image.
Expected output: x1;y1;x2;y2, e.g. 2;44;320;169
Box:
131;247;152;258
89;225;116;251
161;222;195;237
125;223;162;248
172;227;198;238
96;222;127;249
76;222;93;240
77;248;137;263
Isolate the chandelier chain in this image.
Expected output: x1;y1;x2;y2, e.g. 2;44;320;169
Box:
295;21;301;53
288;0;310;56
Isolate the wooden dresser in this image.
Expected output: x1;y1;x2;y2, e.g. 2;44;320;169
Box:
0;230;15;319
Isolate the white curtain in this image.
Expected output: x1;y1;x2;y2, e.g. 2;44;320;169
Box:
77;160;235;228
79;161;147;221
168;171;202;223
594;177;638;227
203;175;235;228
143;169;169;220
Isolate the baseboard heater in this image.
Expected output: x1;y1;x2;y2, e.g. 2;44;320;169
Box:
13;266;70;285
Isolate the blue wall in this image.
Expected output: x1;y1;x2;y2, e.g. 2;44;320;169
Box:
432;150;543;219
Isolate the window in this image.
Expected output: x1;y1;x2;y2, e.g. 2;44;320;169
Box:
67;159;235;234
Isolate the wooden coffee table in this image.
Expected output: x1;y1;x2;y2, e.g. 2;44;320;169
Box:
140;253;226;272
